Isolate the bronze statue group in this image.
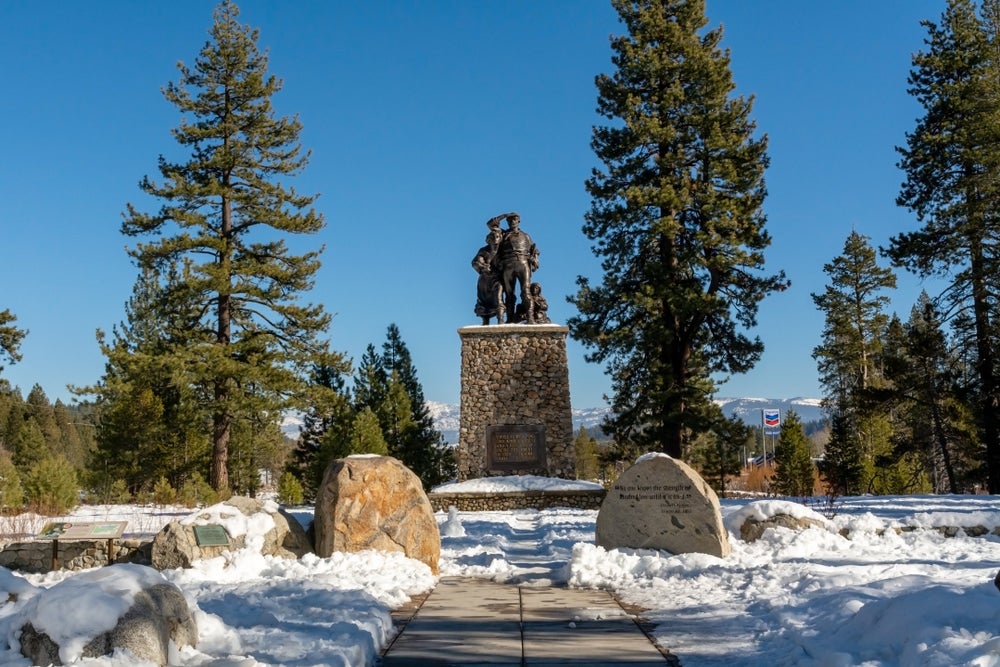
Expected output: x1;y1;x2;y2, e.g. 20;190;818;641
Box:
472;212;550;325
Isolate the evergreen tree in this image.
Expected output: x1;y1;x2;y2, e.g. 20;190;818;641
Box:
0;452;24;511
812;231;897;405
153;476;177;505
380;324;455;487
771;410;815;497
697;413;749;498
13;418;47;473
820;411;865;496
887;0;1000;492
811;231;896;491
87;272;212;495
885;294;980;492
0;309;26;376
92;386;173;495
25;385;61;457
378;372;415;459
349;407;389;455
277;471;304;506
0;387;25;457
353;344;387;414
291;362;353;499
120;0;339;491
24;455;78;515
318;415;356;465
573;426;601;481
568;0;788;458
382;324;425;408
228;408;284;497
52;400;86;469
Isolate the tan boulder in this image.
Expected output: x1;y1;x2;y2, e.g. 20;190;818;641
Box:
740;513;827;543
596;454;731;558
314;455;441;574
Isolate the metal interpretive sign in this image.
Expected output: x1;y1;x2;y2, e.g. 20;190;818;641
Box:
37;521;128;541
192;524;231;547
486;424;546;471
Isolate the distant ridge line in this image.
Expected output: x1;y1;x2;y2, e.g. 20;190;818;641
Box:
423;397;825;444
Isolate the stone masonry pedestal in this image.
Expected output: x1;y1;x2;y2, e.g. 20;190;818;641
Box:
457;324;575;481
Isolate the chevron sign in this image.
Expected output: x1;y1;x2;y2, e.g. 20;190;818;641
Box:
763;409;780;431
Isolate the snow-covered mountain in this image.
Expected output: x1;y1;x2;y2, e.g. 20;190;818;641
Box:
714;396;825;426
427;401;613;444
284;397;825;443
428;398;826;443
426;400;460;443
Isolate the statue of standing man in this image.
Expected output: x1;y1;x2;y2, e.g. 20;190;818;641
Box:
494;212;539;324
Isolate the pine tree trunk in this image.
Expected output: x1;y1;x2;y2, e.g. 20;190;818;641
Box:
970;245;1000;492
212;405;230;492
212;191;234;492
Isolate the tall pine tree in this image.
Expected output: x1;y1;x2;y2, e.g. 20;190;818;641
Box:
812;231;897;405
887;0;1000;492
568;0;787;458
120;1;340;490
811;231;896;491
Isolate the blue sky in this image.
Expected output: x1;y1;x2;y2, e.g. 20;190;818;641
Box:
0;1;944;409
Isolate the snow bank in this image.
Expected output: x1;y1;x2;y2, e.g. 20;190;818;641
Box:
9;564;171;664
432;474;603;493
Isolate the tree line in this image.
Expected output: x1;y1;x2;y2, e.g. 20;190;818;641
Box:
0;318;451;513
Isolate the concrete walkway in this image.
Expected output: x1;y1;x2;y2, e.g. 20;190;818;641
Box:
379;577;678;666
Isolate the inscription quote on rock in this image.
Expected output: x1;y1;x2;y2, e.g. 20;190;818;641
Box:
596;454;731;558
486;425;546;472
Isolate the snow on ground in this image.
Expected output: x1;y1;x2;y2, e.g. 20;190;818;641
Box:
433;473;604;493
0;486;999;665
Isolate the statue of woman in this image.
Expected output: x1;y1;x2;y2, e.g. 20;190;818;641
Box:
472;226;504;324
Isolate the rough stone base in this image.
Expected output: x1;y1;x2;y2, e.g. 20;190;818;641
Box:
0;538;151;573
458;324;575;480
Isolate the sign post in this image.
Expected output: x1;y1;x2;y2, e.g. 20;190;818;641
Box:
762;409;781;465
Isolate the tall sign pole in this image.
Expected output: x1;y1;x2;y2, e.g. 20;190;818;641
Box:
763;408;781;465
759;409;765;465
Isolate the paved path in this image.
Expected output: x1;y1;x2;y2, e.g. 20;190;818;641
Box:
379;577;678;666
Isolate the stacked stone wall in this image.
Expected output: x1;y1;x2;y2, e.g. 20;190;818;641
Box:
428;489;605;512
458;324;575;480
0;538;151;573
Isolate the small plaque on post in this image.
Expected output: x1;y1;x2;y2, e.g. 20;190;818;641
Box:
192;524;231;547
486;424;546;472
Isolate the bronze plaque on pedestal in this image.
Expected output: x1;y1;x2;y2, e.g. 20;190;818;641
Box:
486;424;546;471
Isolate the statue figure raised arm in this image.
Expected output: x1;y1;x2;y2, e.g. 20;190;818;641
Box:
492;212;539;324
